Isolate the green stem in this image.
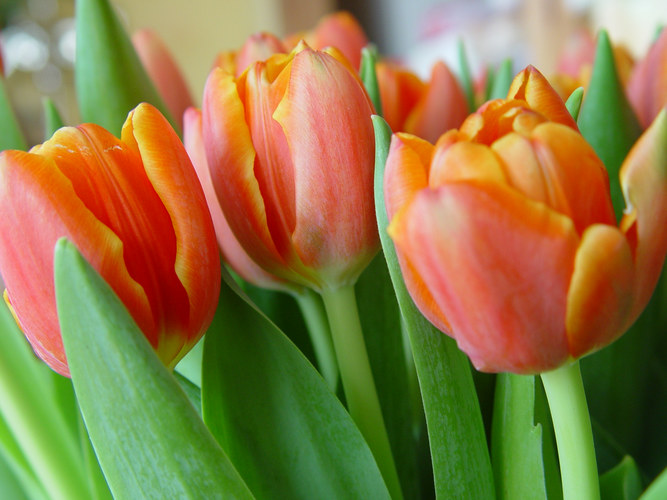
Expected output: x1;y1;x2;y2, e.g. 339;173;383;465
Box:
540;360;600;500
320;285;403;500
0;305;90;500
293;289;339;392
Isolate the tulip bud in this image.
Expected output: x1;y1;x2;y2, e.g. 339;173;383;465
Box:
0;104;221;376
377;60;468;143
202;43;378;292
132;29;194;130
385;66;667;374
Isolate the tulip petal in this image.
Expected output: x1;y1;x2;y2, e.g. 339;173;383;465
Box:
404;61;468;144
391;181;579;373
202;68;284;273
429;141;507;188
274;48;377;286
383;133;433;222
376;62;424;133
619;109;667;321
122;103;220;360
626;29;667;129
183;107;292;292
530;122;617;233
565;224;634;358
507;66;578;130
0;150;151;375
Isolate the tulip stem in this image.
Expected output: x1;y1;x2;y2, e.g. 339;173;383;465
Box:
320;285;403;500
540;360;600;500
293;289;339;392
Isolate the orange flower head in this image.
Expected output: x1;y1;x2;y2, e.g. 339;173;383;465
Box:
385;66;667;374
0;104;221;376
377;59;468;144
202;42;378;292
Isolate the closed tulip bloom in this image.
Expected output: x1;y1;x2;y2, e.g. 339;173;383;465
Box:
132;29;194;130
385;66;667;374
202;43;378;291
627;28;667;129
377;60;468;143
0;103;221;376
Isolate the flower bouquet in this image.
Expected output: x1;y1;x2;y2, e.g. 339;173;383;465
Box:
0;1;666;499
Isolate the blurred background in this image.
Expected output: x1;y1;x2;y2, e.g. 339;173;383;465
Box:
0;0;665;145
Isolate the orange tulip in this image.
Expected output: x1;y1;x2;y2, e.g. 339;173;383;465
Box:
627;28;667;129
0;103;221;376
284;11;368;70
132;29;194;129
385;66;667;374
202;43;378;291
377;60;468;143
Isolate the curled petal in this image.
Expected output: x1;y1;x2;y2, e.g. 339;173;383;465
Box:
619;109;667;321
122;103;220;360
203;68;284;274
390;181;579;373
429;141;507;188
183;107;292;292
566;224;634;358
508;65;579;130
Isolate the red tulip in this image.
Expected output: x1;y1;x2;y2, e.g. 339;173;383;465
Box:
627;28;667;129
202;43;378;291
385;66;667;373
0;104;221;376
132;29;194;129
377;60;468;143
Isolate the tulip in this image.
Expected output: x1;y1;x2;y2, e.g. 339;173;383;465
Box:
202;42;378;292
132;29;194;130
627;28;667;129
211;32;287;79
377;60;468;144
385;66;667;374
0;103;221;377
284;11;368;70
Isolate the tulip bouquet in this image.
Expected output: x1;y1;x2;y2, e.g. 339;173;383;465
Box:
0;1;666;499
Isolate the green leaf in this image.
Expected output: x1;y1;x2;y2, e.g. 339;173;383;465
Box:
600;456;642;500
372;115;495;498
577;30;642;221
54;238;253;500
491;374;547;500
75;0;175;135
488;59;513;100
456;39;476;112
356;253;421;499
641;467;667;500
0;301;89;500
565;87;584;121
42;97;65;139
360;44;383;117
0;77;27;150
201;269;391;500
